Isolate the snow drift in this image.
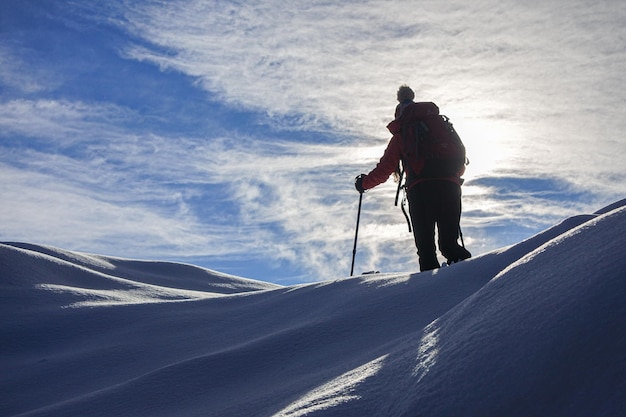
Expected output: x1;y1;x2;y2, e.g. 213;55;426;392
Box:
1;200;625;417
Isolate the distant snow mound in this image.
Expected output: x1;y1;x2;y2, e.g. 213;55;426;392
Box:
594;197;626;214
0;241;280;306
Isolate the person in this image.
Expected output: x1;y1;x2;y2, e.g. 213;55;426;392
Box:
355;85;471;272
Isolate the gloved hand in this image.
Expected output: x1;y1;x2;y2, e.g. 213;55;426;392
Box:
354;174;366;194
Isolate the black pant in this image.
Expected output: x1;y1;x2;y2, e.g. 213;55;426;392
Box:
407;180;470;271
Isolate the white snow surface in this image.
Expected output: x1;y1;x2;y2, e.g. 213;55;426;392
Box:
1;200;625;417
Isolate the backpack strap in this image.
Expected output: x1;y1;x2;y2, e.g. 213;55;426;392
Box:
393;162;412;233
393;116;431;233
394;163;404;207
401;191;412;233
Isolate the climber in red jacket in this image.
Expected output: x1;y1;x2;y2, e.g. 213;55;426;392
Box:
355;85;471;271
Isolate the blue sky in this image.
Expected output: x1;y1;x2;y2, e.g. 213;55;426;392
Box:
1;0;624;285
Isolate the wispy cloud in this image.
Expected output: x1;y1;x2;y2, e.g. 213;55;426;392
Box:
109;0;626;190
117;0;625;252
1;0;625;282
0;46;53;94
0;96;376;278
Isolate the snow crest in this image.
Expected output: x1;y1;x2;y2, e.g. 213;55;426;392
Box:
1;201;625;417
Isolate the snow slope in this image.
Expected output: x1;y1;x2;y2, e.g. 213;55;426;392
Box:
1;200;625;417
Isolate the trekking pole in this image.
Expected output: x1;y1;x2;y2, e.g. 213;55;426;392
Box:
350;192;363;276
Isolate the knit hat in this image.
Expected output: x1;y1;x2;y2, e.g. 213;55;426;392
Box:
396;85;415;102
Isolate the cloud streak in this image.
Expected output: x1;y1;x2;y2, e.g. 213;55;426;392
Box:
118;0;625;260
0;96;373;278
1;0;625;282
110;0;626;189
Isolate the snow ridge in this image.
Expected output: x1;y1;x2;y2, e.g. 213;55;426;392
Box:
1;201;625;416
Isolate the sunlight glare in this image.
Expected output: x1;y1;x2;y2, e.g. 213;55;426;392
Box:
455;118;521;180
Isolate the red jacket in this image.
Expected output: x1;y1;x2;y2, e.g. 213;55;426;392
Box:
362;102;463;191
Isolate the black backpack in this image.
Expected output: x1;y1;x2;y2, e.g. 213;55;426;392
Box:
392;102;468;231
396;102;467;181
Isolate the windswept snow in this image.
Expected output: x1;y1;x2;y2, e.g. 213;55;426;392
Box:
1;200;625;416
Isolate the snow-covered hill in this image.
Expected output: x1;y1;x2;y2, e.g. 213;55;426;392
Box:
1;200;625;417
